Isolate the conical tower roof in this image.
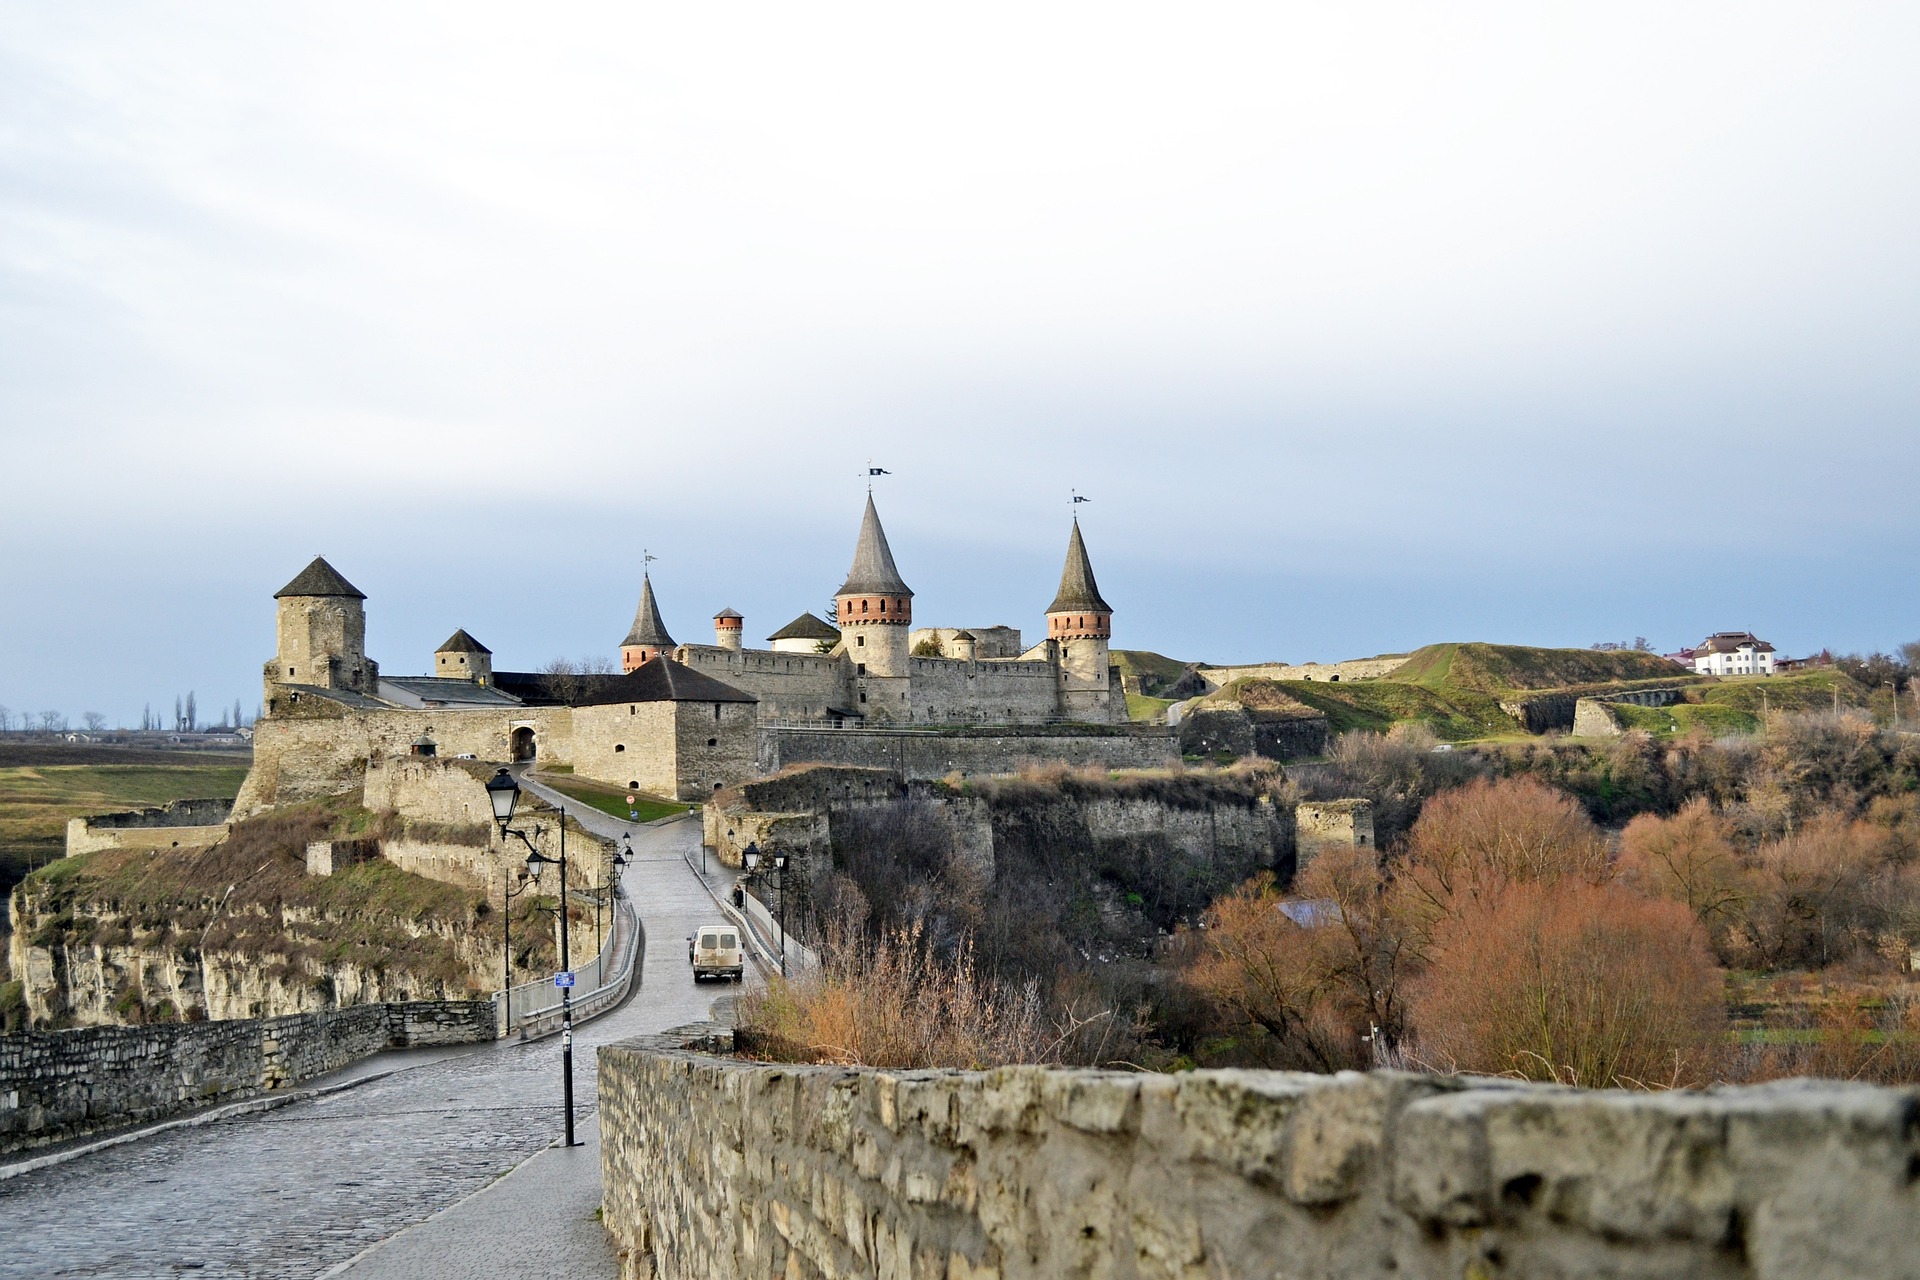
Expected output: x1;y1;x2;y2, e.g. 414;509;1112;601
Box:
835;494;913;597
435;628;491;655
274;556;365;600
620;574;676;648
1045;519;1112;615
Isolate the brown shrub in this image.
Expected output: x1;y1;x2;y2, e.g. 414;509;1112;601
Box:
1409;881;1725;1088
1181;873;1366;1071
1400;775;1609;929
1618;799;1748;947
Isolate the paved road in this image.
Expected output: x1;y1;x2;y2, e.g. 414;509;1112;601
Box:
0;806;748;1280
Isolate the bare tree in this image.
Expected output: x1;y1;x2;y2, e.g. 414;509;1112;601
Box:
39;710;66;733
82;712;106;733
184;691;197;732
174;696;183;731
0;705;12;732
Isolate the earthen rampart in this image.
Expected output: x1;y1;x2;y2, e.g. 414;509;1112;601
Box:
600;1026;1920;1280
1198;655;1408;688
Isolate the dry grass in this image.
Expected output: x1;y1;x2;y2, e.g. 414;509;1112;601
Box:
739;921;1056;1069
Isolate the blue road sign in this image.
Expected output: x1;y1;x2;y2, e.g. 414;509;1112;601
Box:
555;971;576;989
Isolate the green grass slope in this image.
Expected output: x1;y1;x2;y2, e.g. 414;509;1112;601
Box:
1392;642;1689;693
1201;677;1517;742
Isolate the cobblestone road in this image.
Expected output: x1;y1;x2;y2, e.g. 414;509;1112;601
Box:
0;809;739;1279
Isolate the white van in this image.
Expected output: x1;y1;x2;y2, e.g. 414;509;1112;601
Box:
688;924;744;982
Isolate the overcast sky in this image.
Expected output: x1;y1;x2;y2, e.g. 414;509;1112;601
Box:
3;4;1918;725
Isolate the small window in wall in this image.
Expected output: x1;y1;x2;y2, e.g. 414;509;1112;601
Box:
615;744;626;752
713;781;722;790
629;780;639;789
713;703;722;721
288;667;296;677
857;663;866;675
856;634;865;647
707;737;718;747
860;692;868;703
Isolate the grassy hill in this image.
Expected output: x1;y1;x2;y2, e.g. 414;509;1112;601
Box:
0;760;252;907
1198;677;1517;742
1390;642;1689;693
1609;670;1869;737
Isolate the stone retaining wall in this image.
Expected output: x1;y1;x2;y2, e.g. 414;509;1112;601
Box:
599;1026;1920;1280
759;726;1177;780
65;799;235;857
0;1000;494;1154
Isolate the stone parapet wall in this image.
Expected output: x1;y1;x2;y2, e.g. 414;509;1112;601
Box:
0;1000;494;1154
1198;656;1408;688
600;1028;1920;1280
65;799;235;857
759;726;1177;780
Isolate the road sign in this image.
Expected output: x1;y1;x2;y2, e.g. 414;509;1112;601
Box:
626;794;636;804
554;971;575;989
628;810;638;820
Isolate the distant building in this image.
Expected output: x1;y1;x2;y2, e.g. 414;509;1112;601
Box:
1692;632;1777;677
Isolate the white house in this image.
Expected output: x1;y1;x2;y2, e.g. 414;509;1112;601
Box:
1693;632;1777;677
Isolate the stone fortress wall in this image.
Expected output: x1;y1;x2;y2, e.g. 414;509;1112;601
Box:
65;799;236;857
758;725;1178;781
1;1001;494;1156
1197;654;1409;689
675;644;853;722
600;1026;1920;1280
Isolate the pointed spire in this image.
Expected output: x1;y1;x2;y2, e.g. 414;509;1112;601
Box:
621;573;676;648
274;555;365;600
835;494;913;598
1045;518;1111;615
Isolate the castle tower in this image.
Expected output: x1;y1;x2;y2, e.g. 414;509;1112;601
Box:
620;573;675;672
950;630;977;662
434;629;493;685
1045;519;1115;721
835;494;913;719
713;608;743;651
269;556;378;697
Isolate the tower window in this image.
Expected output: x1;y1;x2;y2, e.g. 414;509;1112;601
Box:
615;744;626;752
856;634;865;647
879;599;886;613
714;703;721;720
857;663;866;675
288;667;296;677
707;737;717;747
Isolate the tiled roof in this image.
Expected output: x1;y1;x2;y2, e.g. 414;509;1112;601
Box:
835;495;912;597
435;628;492;655
1697;632;1775;655
621;574;676;648
495;657;756;708
274;556;365;600
379;677;522;708
1045;519;1112;615
767;612;842;642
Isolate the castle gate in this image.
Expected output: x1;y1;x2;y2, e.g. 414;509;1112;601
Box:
510;726;536;761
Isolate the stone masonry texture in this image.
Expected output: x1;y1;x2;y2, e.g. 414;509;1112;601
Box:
0;1000;494;1154
599;1028;1920;1280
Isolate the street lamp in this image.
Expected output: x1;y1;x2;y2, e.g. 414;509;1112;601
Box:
742;841;790;976
597;837;632;955
501;865;537;1034
487;767;580;1149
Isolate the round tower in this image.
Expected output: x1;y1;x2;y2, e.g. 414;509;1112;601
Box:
950;630;977;662
713;608;744;651
620;572;676;671
1045;519;1115;721
270;556;378;697
835;494;914;718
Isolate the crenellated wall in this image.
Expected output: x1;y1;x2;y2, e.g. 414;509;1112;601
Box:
600;1026;1920;1280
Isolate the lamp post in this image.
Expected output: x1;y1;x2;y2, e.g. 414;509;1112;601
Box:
501;862;537;1034
597;837;632;956
742;841;790;976
487;768;579;1148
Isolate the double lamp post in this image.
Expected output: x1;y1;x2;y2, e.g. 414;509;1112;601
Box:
488;767;630;1150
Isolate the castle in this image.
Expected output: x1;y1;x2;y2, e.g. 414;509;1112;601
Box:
234;496;1131;812
646;495;1124;727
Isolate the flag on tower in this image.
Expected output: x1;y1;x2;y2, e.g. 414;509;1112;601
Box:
869;467;890;476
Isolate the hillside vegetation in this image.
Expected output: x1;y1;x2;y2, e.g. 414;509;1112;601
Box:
1203;677;1518;741
0;760;251;905
1391;642;1688;692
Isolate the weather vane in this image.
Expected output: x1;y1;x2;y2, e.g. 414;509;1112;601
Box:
866;460;890;492
1072;488;1091;509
